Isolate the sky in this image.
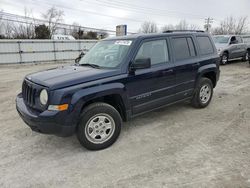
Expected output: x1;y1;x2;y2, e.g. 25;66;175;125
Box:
1;0;250;33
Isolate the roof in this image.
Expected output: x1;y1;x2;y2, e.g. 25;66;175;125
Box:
104;32;208;41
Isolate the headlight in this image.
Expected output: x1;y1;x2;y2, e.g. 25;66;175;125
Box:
40;89;48;105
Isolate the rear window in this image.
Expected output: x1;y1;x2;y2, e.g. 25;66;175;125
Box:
197;36;214;55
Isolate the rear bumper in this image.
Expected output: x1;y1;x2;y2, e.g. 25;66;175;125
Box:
16;93;76;137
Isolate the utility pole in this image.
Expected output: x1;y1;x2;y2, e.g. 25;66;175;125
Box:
204;17;213;33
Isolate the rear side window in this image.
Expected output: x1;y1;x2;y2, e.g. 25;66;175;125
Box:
197;36;214;55
172;37;196;60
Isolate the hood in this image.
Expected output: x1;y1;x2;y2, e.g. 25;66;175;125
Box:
214;43;228;50
26;65;121;90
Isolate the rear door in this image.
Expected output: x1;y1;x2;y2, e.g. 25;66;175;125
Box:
236;36;246;57
170;35;199;100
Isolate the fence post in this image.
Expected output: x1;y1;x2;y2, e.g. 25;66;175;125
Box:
18;41;22;64
53;40;56;62
78;40;81;54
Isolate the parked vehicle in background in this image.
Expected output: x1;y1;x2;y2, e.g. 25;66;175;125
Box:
242;35;250;64
51;34;76;40
213;35;247;65
16;31;220;150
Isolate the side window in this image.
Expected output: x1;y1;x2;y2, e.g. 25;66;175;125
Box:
172;37;190;60
135;40;169;65
236;36;243;43
243;37;250;43
196;36;214;55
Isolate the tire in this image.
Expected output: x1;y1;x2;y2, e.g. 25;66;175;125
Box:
77;102;122;150
242;51;249;62
221;52;228;65
191;78;213;108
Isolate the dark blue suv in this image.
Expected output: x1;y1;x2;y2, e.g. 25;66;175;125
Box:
16;31;220;150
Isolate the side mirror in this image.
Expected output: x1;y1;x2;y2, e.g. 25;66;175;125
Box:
75;52;85;64
230;40;238;45
130;58;151;71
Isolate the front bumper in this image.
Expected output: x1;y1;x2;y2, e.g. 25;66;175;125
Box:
16;93;76;137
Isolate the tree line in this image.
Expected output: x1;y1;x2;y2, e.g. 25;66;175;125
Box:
0;7;108;39
138;16;249;35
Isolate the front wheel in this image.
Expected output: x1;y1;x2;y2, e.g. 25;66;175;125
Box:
191;78;213;108
242;51;249;62
77;102;122;150
221;52;228;65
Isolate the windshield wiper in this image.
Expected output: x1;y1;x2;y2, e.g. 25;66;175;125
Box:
79;63;101;69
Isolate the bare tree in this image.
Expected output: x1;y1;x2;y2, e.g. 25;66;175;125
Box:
42;7;64;37
213;16;248;35
139;21;158;33
161;20;200;32
0;10;4;35
161;24;175;32
4;21;13;38
70;22;82;39
5;8;36;39
175;20;189;30
189;24;200;30
235;16;248;34
17;8;35;38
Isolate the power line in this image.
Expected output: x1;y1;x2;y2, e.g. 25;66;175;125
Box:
91;0;207;20
0;11;137;35
20;0;205;26
204;17;213;32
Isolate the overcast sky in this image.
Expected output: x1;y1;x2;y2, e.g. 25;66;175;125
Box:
1;0;250;33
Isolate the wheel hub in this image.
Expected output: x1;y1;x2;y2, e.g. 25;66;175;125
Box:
199;84;211;104
222;55;228;64
85;113;115;144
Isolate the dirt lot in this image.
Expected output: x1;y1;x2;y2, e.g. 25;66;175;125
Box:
0;61;250;188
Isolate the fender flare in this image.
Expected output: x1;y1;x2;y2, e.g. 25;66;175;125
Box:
70;82;130;118
195;64;217;88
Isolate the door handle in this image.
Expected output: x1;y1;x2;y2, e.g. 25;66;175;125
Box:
192;63;200;67
162;69;174;74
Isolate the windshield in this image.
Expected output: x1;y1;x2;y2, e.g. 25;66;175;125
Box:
213;36;230;44
79;40;132;68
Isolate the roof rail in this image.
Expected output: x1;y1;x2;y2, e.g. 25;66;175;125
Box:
163;30;205;33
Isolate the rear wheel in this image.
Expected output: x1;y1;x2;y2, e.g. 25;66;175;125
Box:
191;78;213;108
221;52;228;65
77;102;122;150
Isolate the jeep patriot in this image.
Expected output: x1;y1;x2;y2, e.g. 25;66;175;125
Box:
16;31;220;150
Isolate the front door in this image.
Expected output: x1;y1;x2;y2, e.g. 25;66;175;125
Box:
125;38;176;116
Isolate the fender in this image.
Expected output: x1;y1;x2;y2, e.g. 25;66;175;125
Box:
195;64;218;88
70;82;130;117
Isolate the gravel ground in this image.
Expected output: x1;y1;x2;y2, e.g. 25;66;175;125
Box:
0;61;250;188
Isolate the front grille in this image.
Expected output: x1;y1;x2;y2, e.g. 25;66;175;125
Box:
22;80;37;107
